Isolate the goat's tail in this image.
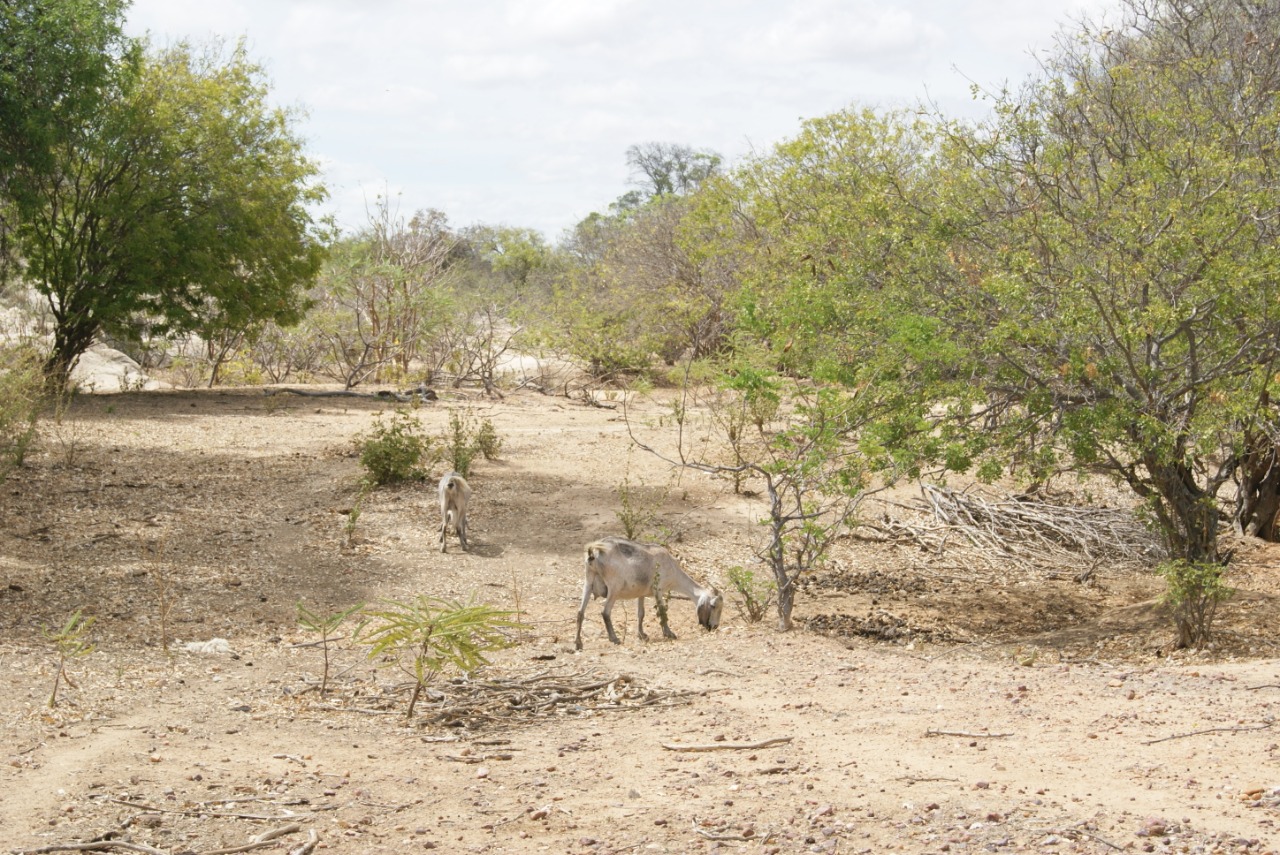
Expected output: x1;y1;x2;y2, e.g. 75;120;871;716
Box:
584;541;609;599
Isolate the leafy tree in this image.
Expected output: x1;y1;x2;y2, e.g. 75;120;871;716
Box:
0;0;136;276
940;0;1280;568
630;364;888;631
310;203;456;388
459;223;551;300
625;142;722;200
7;36;326;387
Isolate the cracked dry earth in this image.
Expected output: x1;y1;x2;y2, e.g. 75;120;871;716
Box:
2;386;1280;855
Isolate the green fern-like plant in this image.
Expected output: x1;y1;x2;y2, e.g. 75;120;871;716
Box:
297;602;365;695
356;597;522;718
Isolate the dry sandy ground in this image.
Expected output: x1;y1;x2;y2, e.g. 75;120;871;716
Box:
1;386;1279;855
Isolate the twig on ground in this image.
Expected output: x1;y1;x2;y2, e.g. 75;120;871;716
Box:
895;775;960;784
1141;722;1273;745
1054;824;1125;852
662;737;793;752
443;753;514;763
201;823;303;855
288;830;319;855
18;844;171;855
105;797;308;822
690;820;772;842
924;729;1013;738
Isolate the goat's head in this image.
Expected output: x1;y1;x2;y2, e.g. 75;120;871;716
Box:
697;590;724;631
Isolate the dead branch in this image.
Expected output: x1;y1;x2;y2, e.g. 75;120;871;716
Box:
1141;722;1273;745
691;819;771;842
17;844;171;855
924;729;1013;738
661;737;793;752
288;831;319;855
442;752;514;763
857;484;1165;570
894;775;960;784
315;667;689;728
105;797;308;822
200;823;303;855
1052;824;1126;852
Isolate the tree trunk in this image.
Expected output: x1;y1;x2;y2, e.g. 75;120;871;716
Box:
1147;458;1220;565
775;576;795;632
1234;439;1280;541
44;319;97;393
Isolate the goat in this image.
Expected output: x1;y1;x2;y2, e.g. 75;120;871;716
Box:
438;472;471;552
575;536;723;650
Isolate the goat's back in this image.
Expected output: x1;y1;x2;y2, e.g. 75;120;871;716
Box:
584;536;679;600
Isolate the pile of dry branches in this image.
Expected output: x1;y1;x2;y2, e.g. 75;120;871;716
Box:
317;667;700;729
860;483;1165;570
421;668;699;728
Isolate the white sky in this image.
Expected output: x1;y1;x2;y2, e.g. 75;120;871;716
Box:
123;0;1115;243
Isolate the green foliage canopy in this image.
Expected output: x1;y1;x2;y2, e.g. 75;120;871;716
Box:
5;32;327;384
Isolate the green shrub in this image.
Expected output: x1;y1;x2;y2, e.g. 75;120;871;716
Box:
474;417;503;460
727;566;775;624
0;344;44;479
1158;559;1233;649
358;409;435;485
614;471;668;541
441;409;504;476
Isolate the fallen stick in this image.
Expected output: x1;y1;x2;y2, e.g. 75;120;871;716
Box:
1142;722;1272;745
18;844;170;855
925;729;1013;739
200;824;303;855
288;830;319;855
105;797;307;822
661;737;793;752
691;819;772;842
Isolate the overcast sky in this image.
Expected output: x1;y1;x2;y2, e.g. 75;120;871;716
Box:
123;0;1115;242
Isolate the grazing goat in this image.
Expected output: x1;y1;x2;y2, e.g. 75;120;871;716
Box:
575;536;723;650
438;472;471;552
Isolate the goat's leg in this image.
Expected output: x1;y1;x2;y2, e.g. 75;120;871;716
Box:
457;514;468;551
658;593;677;640
439;514;448;553
574;581;593;651
636;597;648;641
600;593;622;645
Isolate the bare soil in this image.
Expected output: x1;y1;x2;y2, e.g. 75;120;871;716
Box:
2;386;1279;855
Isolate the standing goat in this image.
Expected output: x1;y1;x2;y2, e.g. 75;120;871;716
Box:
438;472;471;552
575;536;723;650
